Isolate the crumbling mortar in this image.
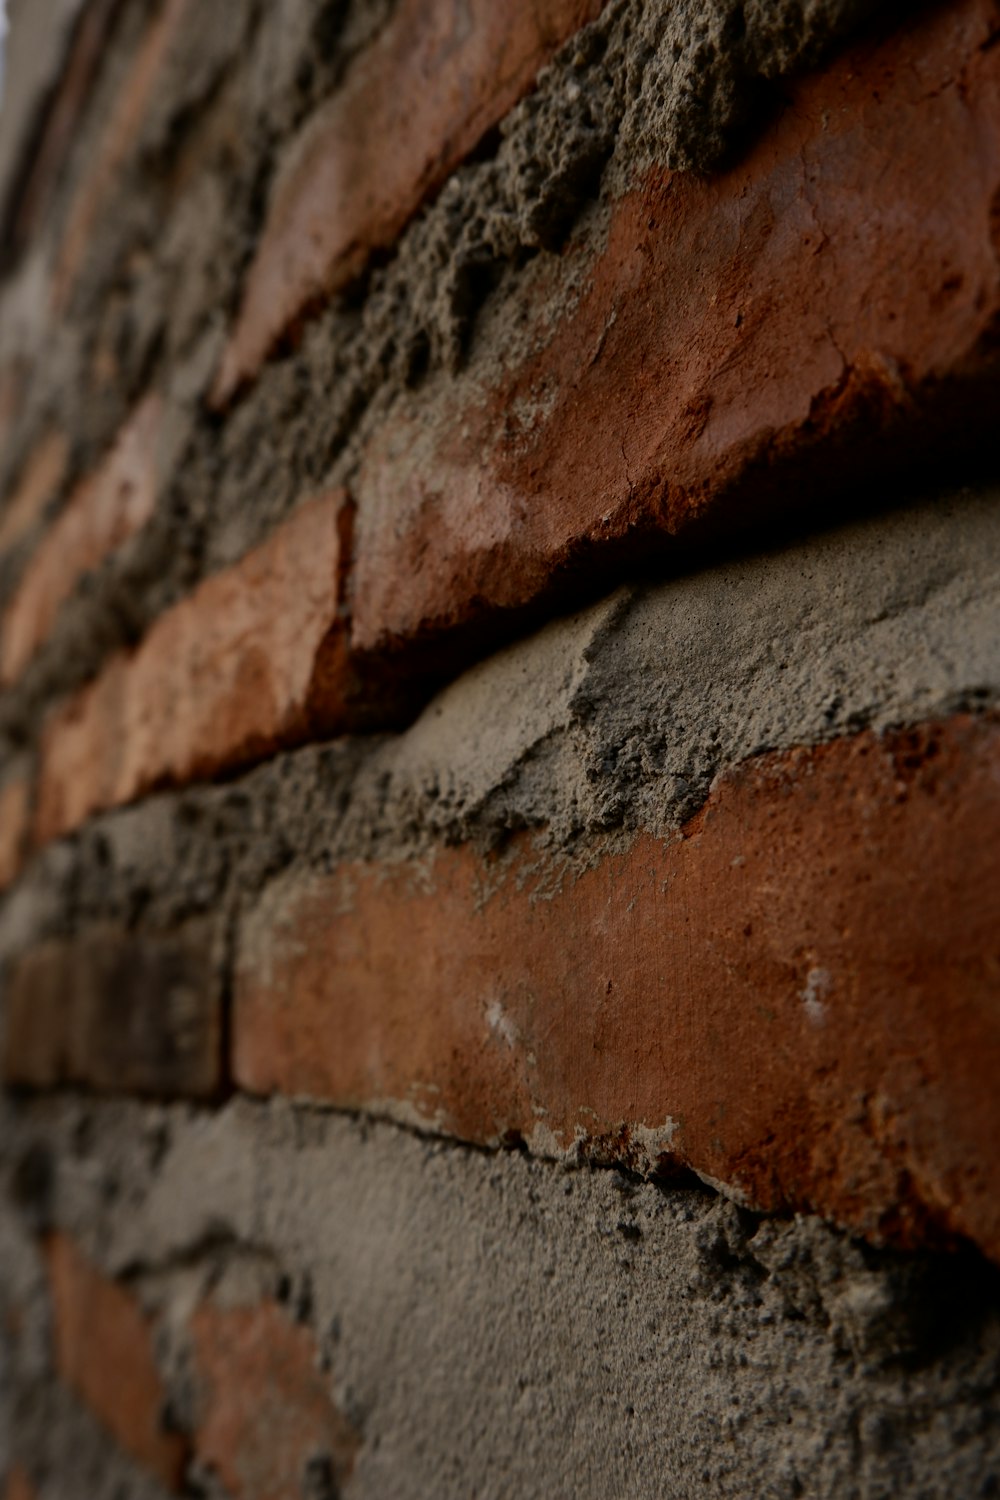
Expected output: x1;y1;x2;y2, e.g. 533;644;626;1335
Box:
0;0;914;759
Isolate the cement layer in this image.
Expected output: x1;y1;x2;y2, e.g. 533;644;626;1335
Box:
0;0;900;755
3;1095;1000;1499
2;481;994;958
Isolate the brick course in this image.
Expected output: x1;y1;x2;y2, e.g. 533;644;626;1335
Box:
191;1299;359;1500
0;775;30;890
351;0;1000;659
211;0;606;406
0;430;68;560
34;491;347;843
53;0;191;309
1;394;160;684
235;714;1000;1259
45;1233;188;1489
3;923;221;1097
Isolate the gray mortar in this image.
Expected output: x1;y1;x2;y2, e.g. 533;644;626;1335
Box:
2;1091;1000;1499
2;480;996;957
0;0;908;759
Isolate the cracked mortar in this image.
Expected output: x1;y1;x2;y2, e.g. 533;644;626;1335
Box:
3;1093;1000;1499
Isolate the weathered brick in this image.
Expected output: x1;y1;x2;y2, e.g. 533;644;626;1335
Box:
34;491;347;843
211;0;606;405
53;0;190;308
0;775;30;891
351;0;1000;660
1;395;160;684
46;1234;187;1489
0;430;68;559
190;1299;359;1500
2;922;221;1098
235;713;1000;1261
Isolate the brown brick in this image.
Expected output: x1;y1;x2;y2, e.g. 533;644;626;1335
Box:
211;0;606;405
235;713;1000;1261
46;1234;187;1489
0;776;30;891
351;0;1000;660
190;1299;359;1500
1;396;161;684
34;491;347;843
3;1465;37;1500
0;431;68;559
53;0;191;309
2;923;221;1098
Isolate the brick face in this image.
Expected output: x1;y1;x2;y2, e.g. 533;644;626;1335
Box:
351;0;1000;659
190;1299;359;1500
2;923;221;1098
0;430;68;559
53;0;190;308
0;776;30;891
34;491;347;843
211;0;606;405
46;1234;188;1489
235;714;1000;1260
1;395;161;684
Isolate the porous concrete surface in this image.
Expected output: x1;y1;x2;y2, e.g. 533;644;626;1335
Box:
3;480;996;955
0;0;900;753
2;1093;1000;1499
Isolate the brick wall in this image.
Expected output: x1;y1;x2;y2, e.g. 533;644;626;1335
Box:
2;0;1000;1495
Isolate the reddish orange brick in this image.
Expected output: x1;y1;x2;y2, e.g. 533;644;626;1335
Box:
190;1299;359;1500
1;396;161;684
35;491;347;844
211;0;606;405
351;0;1000;659
2;923;221;1099
235;713;1000;1262
54;0;191;309
0;776;30;891
46;1234;187;1489
0;431;68;559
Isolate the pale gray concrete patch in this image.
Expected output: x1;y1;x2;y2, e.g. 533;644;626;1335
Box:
300;481;1000;855
2;1093;999;1500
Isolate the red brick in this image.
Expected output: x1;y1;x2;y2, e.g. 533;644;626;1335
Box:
34;491;347;843
211;0;606;405
53;0;190;309
190;1299;359;1500
351;0;1000;659
46;1234;187;1489
2;923;221;1098
1;396;161;684
235;713;1000;1261
0;776;30;891
0;431;68;559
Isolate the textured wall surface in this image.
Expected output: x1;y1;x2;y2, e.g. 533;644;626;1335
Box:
1;0;999;1495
